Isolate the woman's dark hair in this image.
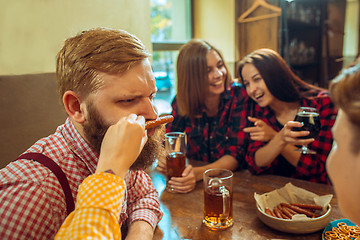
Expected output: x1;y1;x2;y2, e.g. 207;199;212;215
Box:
237;48;323;102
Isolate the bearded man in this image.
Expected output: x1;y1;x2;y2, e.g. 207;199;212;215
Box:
0;28;164;239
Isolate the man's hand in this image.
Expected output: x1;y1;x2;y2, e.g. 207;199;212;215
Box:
125;220;154;240
96;114;147;178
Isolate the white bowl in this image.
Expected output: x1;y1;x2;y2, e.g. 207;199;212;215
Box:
256;203;332;234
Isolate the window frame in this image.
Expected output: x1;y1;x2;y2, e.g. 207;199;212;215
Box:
151;0;194;52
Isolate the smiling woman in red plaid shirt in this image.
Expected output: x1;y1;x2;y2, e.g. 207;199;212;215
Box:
156;39;249;193
238;48;337;184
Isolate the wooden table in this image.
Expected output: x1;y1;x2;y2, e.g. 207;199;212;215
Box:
150;168;344;240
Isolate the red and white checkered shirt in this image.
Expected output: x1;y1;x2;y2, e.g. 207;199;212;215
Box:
0;118;162;239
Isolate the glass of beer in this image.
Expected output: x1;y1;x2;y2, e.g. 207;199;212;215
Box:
164;132;186;193
293;107;321;154
203;169;233;230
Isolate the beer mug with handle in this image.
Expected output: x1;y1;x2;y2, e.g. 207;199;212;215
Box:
203;168;233;230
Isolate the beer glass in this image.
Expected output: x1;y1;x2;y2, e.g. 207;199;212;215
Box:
164;132;186;193
293;107;321;154
203;169;233;230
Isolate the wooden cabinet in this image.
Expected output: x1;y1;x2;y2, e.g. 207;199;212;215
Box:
279;0;328;87
236;0;347;87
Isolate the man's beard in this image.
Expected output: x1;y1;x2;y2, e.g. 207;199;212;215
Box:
82;103;165;170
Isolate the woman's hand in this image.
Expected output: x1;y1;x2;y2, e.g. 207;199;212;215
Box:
279;121;314;146
155;156;167;175
156;156;196;193
167;165;196;193
243;117;277;142
96;114;147;178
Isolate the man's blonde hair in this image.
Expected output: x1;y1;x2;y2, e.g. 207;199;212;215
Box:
56;27;151;103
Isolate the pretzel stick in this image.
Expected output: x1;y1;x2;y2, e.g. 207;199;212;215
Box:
277;206;290;219
291;203;322;211
278;205;293;219
281;203;319;218
145;115;174;130
273;207;283;219
265;207;276;217
281;205;297;216
274;207;289;219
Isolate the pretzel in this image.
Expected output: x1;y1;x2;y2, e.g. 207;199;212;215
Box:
281;205;297;216
280;203;320;218
265;207;276;217
273;207;284;219
145;115;174;130
291;203;323;211
275;206;290;219
265;203;324;220
278;205;293;219
324;222;360;240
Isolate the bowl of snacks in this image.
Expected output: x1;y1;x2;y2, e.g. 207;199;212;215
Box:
322;219;360;240
255;183;333;234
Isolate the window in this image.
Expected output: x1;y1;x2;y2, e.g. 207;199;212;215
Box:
150;0;192;114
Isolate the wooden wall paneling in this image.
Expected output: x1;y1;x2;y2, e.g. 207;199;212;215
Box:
235;0;281;74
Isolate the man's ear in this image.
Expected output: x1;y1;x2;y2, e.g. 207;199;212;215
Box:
62;91;86;124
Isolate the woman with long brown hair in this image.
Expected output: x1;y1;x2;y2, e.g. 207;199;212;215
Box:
157;39;248;193
238;48;337;184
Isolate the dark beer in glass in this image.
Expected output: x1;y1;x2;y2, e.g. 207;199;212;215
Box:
294;107;320;154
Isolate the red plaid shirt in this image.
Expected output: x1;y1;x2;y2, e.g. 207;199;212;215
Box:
166;83;249;168
0;118;162;239
245;96;337;184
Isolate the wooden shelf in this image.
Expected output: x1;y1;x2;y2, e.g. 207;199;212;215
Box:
280;0;327;87
287;20;321;29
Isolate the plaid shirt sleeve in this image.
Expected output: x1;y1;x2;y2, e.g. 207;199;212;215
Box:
166;97;186;133
295;96;337;183
245;119;269;174
124;170;162;230
223;85;250;168
55;172;125;239
244;100;270;174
